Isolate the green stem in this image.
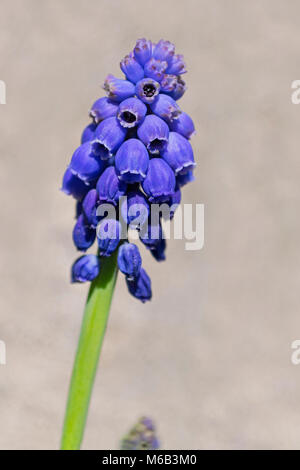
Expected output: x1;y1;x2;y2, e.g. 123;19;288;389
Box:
61;251;118;450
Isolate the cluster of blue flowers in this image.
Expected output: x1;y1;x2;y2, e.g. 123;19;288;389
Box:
120;416;159;450
62;38;195;302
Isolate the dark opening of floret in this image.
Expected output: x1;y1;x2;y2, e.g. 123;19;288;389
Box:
92;141;110;160
143;84;157;97
121;111;136;124
148;138;167;154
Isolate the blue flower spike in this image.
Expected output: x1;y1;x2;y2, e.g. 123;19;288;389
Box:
63;37;195;303
61;38;196;452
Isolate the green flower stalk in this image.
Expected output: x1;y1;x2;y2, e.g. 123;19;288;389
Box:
61;252;118;450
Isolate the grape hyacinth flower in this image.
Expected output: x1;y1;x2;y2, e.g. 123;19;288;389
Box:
170;111;195;138
61;38;195;450
150;93;182;124
137;114;169;154
135;78;160;104
117;97;147;128
93;116;127;160
120;417;160;450
115;138;149;183
96;166;127;205
89;97;118;124
117;242;142;279
71;254;100;283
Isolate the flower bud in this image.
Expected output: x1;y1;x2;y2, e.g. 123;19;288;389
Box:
134;38;153;66
120;190;149;227
71;254;100;283
161;131;195;175
160;74;177;93
139;221;163;249
150;93;181;123
76;201;83;219
170;112;195;139
82;189;99;228
117;243;142;279
167;187;181;220
176;170;195;187
168;76;186;100
93;117;127;160
120;53;144;84
150;237;166;262
96;166;127;205
89;97;118;124
137;114;169;154
117;97;147;128
103;74;135;102
73;214;96;251
81;122;97;144
61;167;90;201
166;54;187;75
115;138;149;183
97;218;121;256
144;58;168;82
69;141;106;184
153;40;175;63
126;268;152;302
135;78;160;104
142;158;175;202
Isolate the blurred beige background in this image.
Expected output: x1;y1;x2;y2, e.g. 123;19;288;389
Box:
0;0;300;450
